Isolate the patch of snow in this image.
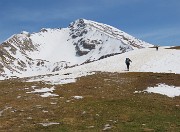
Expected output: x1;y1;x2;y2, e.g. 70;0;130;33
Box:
21;31;29;35
73;96;83;99
26;86;59;97
40;93;59;98
144;83;180;97
26;87;55;93
39;122;60;127
134;91;142;93
31;86;37;89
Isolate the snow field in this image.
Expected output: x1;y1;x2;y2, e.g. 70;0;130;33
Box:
28;47;180;85
145;83;180;98
27;47;180;98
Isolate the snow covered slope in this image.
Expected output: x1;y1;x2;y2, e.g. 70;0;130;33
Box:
26;46;180;85
0;19;152;78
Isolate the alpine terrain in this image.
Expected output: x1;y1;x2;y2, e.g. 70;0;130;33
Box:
0;19;180;132
0;19;152;79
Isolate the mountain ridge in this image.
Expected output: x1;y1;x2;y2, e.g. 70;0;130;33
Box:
0;18;153;79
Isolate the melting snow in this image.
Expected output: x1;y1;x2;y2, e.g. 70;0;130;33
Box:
26;86;59;97
39;122;60;126
144;84;180;98
73;96;83;99
26;87;55;93
40;93;59;98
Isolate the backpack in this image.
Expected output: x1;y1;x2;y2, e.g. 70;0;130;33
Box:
125;58;131;64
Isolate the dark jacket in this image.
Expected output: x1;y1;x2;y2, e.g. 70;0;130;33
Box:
125;58;132;64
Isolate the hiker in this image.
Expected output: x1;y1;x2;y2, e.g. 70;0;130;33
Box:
156;46;158;51
125;58;132;71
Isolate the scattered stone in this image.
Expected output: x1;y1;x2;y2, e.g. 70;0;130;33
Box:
27;117;32;120
0;110;3;117
96;114;100;116
82;111;86;114
72;96;83;99
39;122;60;127
17;96;21;99
103;124;111;131
87;126;95;128
42;110;48;113
66;100;71;103
50;102;57;105
36;105;43;109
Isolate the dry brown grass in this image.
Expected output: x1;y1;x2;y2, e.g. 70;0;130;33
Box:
165;46;180;50
0;72;179;131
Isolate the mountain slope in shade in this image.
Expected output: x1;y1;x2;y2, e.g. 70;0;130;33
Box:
0;19;153;78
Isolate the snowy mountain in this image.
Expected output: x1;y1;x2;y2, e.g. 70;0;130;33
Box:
26;46;180;85
0;19;153;78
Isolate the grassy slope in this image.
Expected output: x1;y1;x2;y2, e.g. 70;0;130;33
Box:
0;72;180;132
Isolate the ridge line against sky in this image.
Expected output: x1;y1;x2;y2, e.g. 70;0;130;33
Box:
0;0;180;46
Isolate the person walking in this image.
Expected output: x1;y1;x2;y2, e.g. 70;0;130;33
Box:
156;46;159;51
125;58;132;71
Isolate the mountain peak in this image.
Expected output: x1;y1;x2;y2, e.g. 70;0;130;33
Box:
21;31;30;35
69;18;87;28
0;19;153;79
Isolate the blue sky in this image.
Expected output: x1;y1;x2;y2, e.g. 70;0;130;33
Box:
0;0;180;46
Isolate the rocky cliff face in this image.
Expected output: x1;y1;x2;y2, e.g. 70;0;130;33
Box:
69;19;151;59
0;19;153;78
